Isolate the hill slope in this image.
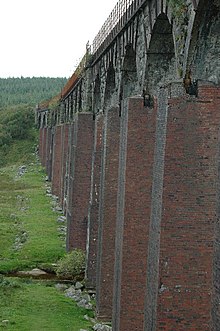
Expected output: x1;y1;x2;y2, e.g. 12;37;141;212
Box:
0;77;67;108
0;76;66;167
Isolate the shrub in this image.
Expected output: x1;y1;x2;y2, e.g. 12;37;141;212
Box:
56;249;85;279
0;276;23;289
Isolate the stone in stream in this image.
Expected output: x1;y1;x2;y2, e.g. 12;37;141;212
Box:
17;268;48;277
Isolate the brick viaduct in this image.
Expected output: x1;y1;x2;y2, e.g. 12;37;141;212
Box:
36;0;220;329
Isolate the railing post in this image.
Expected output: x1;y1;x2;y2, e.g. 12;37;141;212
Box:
91;0;147;61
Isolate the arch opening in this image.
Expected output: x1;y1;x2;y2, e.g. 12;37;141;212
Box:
186;0;220;85
93;74;101;116
145;13;176;94
121;43;138;100
104;63;116;110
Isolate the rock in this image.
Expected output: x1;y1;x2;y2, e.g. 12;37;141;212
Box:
93;324;102;331
77;299;89;308
81;293;91;302
55;206;63;212
64;285;76;298
75;281;84;289
55;283;68;292
1;320;9;325
72;289;83;302
84;314;96;324
93;324;112;331
17;165;27;177
18;268;47;277
57;216;66;223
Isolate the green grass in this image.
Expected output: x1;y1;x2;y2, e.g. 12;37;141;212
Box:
0;101;94;330
0;278;93;331
0;161;65;273
0;158;94;330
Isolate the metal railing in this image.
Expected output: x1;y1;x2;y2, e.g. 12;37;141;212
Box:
59;0;147;102
92;0;146;61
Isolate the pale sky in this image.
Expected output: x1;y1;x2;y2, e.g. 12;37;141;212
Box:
0;0;118;78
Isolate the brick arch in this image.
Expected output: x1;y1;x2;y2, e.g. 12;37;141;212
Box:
186;0;220;84
145;12;176;93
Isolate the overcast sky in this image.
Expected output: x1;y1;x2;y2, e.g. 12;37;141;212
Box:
0;0;118;78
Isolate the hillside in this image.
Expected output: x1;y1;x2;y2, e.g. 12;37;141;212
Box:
0;77;94;331
0;77;67;108
0;76;67;167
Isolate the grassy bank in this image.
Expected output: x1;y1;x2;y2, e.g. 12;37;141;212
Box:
0;159;93;330
0;82;94;330
0;277;93;330
0;161;65;273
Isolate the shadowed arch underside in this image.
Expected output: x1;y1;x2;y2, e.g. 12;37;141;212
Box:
187;0;220;84
146;13;176;94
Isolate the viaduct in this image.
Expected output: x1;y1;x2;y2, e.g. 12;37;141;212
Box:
36;0;220;329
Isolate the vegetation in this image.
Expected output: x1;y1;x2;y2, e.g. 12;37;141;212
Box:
0;77;68;168
0;162;65;273
0;77;67;108
56;250;86;280
0;77;94;330
167;0;187;16
0;277;93;330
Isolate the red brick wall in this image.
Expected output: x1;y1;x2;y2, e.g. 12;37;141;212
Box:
39;85;220;330
86;115;104;289
66;122;75;251
45;127;52;180
112;97;157;330
67;113;94;251
42;128;47;168
96;107;120;321
51;125;62;199
39;128;44;162
156;84;220;330
60;124;70;208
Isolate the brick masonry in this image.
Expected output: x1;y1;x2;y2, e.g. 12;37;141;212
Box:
60;124;70;208
155;85;220;331
96;107;121;321
46;127;53;181
66;113;94;251
36;2;220;327
38;84;220;330
112;96;157;331
51;125;62;199
42;127;47;168
86;115;104;289
39;127;43;163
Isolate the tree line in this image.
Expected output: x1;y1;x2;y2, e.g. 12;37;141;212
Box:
0;77;67;109
0;76;67;166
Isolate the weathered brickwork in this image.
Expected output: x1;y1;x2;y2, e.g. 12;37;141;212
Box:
86;115;104;289
155;85;220;330
45;127;53;181
113;97;157;330
96;107;121;321
60;124;70;209
51;125;62;199
66;114;94;251
41;128;48;168
36;0;220;329
39;128;44;163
